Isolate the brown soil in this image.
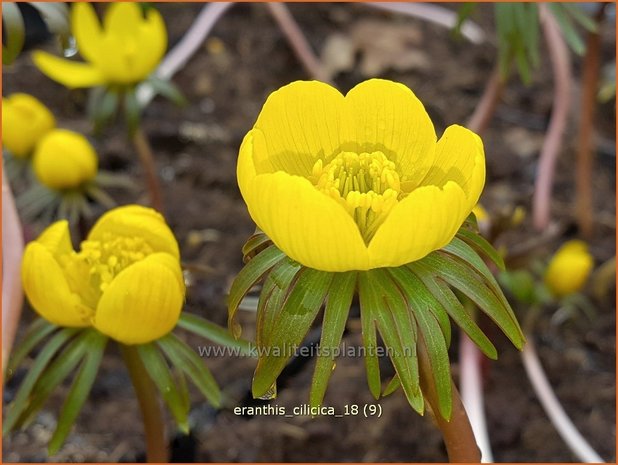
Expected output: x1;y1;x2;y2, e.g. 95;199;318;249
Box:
3;3;615;462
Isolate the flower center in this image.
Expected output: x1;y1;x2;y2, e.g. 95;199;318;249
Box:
61;233;153;309
312;151;402;243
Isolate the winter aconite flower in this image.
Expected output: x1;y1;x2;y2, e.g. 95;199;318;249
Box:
2;93;55;158
33;3;166;88
544;240;594;297
22;205;185;344
238;79;485;272
33;129;98;190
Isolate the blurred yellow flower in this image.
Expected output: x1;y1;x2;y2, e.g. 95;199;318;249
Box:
22;205;185;344
33;129;98;190
33;3;167;88
238;79;485;272
2;93;55;158
544;240;594;297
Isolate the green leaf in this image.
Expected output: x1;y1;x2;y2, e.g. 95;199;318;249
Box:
16;330;94;430
310;271;356;408
48;331;107;455
93;89;119;133
357;273;381;400
419;252;525;349
2;3;25;65
388;267;452;420
227;244;286;338
367;269;423;414
6;318;57;379
548;3;585;55
383;375;400;397
408;263;498;359
453;3;477;39
124;89;142;136
241;231;271;262
157;334;221;408
455;228;505;270
147;76;187;106
561;3;597;33
3;328;79;435
178;313;253;356
252;268;333;398
137;343;190;433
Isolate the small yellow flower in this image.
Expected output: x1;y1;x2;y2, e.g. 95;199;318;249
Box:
544;240;594;297
33;3;167;88
2;93;55;158
22;205;185;344
33;129;98;190
238;79;485;272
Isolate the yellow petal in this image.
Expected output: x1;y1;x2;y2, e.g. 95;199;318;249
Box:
343;79;437;187
253;81;346;176
368;182;468;268
419;125;486;203
103;2;144;39
32;51;106;89
71;3;103;62
135;7;167;76
87;205;180;258
2;93;55;158
93;252;185;344
33;129;98;190
22;242;92;327
35;220;74;258
239;130;368;272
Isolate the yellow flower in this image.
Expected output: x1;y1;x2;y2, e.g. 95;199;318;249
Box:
2;93;55;158
22;205;185;344
544;240;594;297
33;129;98;190
238;79;485;272
32;3;167;88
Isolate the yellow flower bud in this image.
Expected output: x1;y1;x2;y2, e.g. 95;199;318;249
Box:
22;205;185;344
2;93;55;158
544;240;594;298
32;129;98;190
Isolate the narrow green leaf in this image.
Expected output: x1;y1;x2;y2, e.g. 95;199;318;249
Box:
420;252;525;349
388;267;451;419
408;263;498;359
48;332;107;455
561;3;597;33
357;272;381;400
252;269;333;398
452;2;477;39
227;245;286;337
124;89;142;136
157;334;221;408
548;3;585;55
93;89;119;132
178;313;253;356
3;328;79;435
310;271;356;408
2;3;25;65
383;375;401;397
148;76;187;106
241;232;271;262
525;3;541;67
368;270;423;414
137;343;190;433
16;330;93;430
7;318;57;378
456;226;505;270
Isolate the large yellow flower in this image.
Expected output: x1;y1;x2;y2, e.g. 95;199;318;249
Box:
544;240;594;297
2;93;55;158
32;3;167;88
238;79;485;272
22;205;185;344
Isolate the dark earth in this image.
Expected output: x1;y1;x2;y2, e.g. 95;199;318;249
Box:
3;3;616;462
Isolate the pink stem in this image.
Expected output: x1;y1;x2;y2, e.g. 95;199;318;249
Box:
532;5;573;231
2;169;25;373
467;65;504;134
266;3;332;83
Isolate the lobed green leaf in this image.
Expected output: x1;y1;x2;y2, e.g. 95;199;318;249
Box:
178;313;253;356
455;227;505;270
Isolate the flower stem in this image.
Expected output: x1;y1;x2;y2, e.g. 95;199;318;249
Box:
121;345;168;463
418;338;481;463
131;126;164;213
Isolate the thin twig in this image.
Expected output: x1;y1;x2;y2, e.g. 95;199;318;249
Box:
121;345;168;463
364;2;486;45
521;336;605;463
137;3;235;107
266;3;332;83
459;334;493;463
575;5;607;238
2;169;25;373
132;127;164;213
533;5;573;231
467;64;505;134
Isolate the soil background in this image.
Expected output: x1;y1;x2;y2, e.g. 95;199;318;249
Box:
3;3;616;462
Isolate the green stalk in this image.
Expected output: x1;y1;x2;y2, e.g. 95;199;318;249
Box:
121;345;168;463
418;338;481;463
